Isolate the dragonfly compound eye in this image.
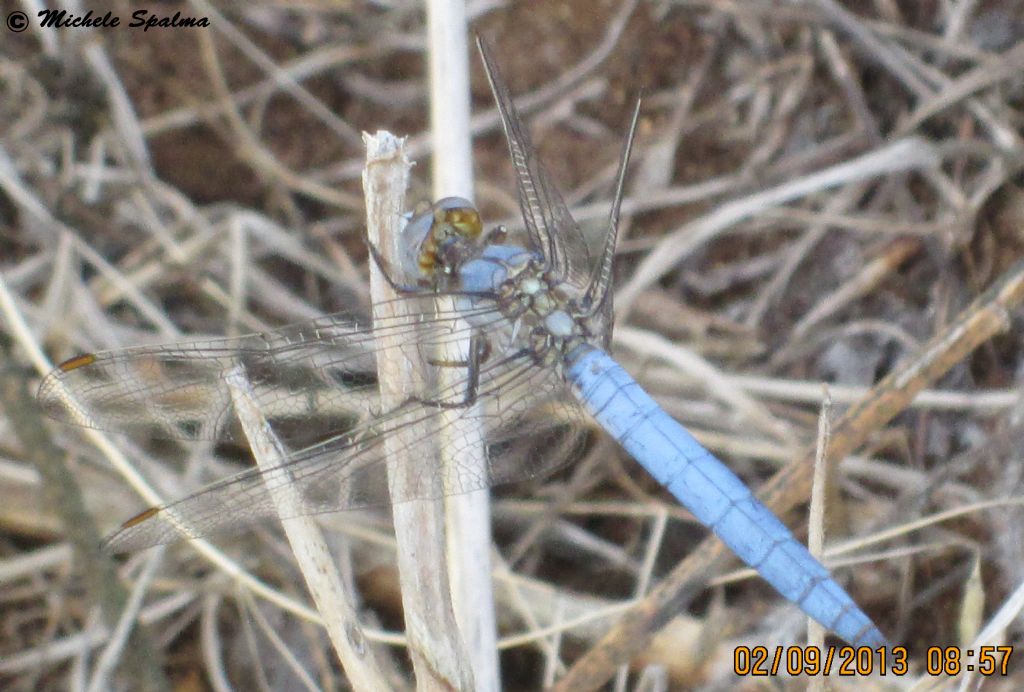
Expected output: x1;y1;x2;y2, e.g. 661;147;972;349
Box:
442;207;483;240
417;205;484;275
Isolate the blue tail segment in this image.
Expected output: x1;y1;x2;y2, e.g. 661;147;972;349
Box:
566;346;884;646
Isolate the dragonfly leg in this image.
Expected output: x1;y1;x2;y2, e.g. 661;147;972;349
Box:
365;236;430;294
415;334;488;410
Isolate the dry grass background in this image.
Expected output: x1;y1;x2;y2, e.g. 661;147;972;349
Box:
2;0;1024;689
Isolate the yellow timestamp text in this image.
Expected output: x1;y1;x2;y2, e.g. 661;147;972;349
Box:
733;645;1013;677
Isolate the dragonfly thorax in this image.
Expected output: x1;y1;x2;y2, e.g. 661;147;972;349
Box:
461;245;598;369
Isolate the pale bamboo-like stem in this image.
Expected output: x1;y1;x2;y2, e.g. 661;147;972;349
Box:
363;131;473;690
224;366;388;691
426;1;500;689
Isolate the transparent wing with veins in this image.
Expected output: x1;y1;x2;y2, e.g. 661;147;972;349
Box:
476;37;595;290
41;299;487;446
39;297;586;552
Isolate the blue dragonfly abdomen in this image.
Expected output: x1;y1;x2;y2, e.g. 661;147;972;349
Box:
566;345;885;647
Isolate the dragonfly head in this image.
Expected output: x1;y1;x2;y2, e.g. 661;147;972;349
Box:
417;198;483;277
398;197;485;284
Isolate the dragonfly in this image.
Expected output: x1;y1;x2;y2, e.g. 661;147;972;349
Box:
39;36;884;647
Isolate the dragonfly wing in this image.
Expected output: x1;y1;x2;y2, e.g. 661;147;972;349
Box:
476;37;593;289
102;350;586;552
38;297;505;448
